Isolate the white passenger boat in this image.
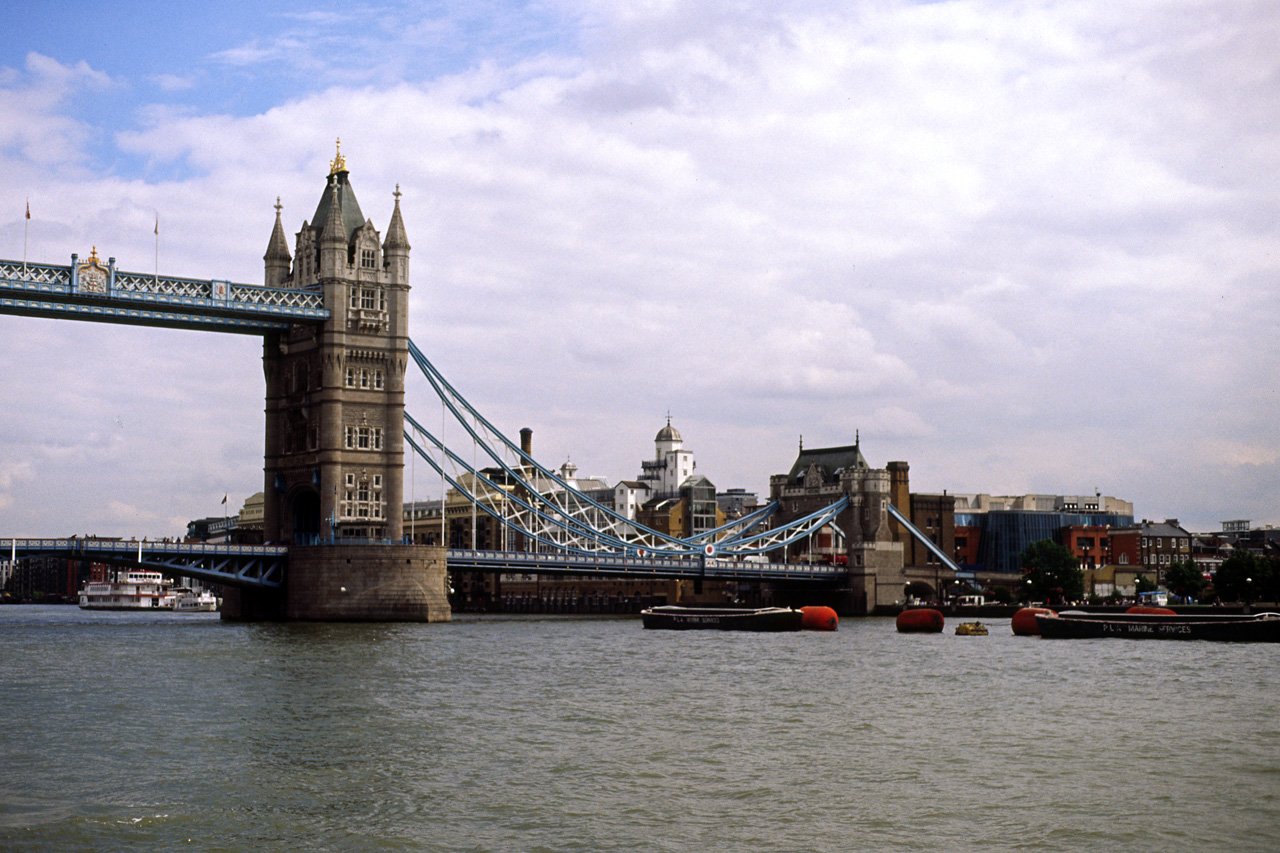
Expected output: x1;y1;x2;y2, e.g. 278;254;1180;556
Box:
169;587;219;612
78;569;171;610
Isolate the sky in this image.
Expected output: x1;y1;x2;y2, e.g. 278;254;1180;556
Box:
1;0;1277;538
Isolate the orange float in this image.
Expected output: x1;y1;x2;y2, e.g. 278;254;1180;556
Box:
896;608;944;633
1012;606;1056;635
800;606;839;631
1126;605;1177;616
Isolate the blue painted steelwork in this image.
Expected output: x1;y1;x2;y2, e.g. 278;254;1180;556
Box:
407;340;856;558
445;549;846;581
405;412;853;558
405;418;694;554
885;503;970;578
4;538;286;589
1;537;856;586
0;257;328;334
684;501;778;545
409;340;692;551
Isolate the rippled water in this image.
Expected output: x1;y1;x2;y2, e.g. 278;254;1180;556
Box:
1;606;1278;852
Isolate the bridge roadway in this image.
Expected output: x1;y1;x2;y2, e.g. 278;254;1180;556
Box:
445;548;845;581
5;539;846;591
0;257;329;333
5;539;287;589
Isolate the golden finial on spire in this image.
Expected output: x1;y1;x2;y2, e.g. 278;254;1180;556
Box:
329;138;347;175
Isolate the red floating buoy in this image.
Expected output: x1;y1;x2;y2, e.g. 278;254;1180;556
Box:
801;605;839;631
1012;606;1056;636
1126;605;1177;616
896;608;944;633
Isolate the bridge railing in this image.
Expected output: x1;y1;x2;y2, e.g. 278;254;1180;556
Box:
3;537;287;557
1;257;328;328
444;548;846;580
3;538;288;590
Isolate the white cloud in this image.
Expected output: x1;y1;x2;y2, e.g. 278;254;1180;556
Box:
152;74;195;92
0;53;114;167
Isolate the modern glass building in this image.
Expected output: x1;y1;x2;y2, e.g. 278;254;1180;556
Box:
959;509;1135;573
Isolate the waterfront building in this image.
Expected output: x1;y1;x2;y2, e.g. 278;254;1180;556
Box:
612;481;651;520
238;492;264;540
185;515;239;544
638;417;694;495
770;437;905;613
1059;524;1111;569
716;488;759;519
631;419;724;540
1190;534;1231;578
1209;520;1280;556
403;499;444;545
954;522;982;567
3;554;80;601
1109;519;1192;585
952;492;1134;573
1084;565;1159;600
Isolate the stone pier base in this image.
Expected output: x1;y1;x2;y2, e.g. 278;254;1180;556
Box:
222;544;451;622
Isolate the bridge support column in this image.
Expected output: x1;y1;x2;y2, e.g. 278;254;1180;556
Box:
222;545;451;621
842;542;905;615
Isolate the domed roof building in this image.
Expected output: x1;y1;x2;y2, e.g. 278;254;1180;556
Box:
634;416;720;539
640;416;693;495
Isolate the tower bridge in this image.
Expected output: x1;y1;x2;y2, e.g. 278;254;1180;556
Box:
3;147;961;619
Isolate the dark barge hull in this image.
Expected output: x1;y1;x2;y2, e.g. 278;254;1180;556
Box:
641;606;803;631
1035;611;1280;642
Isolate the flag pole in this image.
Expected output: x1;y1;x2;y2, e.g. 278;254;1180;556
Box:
24;199;30;274
154;214;159;285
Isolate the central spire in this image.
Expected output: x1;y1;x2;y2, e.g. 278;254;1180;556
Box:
329;138;347;175
312;149;366;244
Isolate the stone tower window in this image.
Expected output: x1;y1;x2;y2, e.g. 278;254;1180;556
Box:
341;470;386;521
360;248;376;269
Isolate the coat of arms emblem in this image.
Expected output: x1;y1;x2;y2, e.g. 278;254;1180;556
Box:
77;248;109;295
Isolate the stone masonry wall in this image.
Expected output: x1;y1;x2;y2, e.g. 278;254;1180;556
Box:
283;545;451;622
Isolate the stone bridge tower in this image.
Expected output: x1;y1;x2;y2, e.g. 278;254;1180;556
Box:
769;436;905;614
261;145;410;544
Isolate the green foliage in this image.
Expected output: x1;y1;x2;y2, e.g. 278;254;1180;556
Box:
1216;551;1262;602
1164;560;1206;602
1135;575;1157;594
1020;539;1084;603
988;585;1015;605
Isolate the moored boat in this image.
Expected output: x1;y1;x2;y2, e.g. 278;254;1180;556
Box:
78;570;171;610
1035;610;1280;642
169;587;219;612
955;621;988;636
640;605;804;631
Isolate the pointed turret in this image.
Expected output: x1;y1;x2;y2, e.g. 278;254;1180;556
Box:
384;184;410;252
318;180;347;276
383;184;410;283
264;197;292;287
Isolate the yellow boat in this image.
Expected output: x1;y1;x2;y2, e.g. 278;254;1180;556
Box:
955;621;988;636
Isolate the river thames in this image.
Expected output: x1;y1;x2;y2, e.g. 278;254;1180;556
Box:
1;606;1277;852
